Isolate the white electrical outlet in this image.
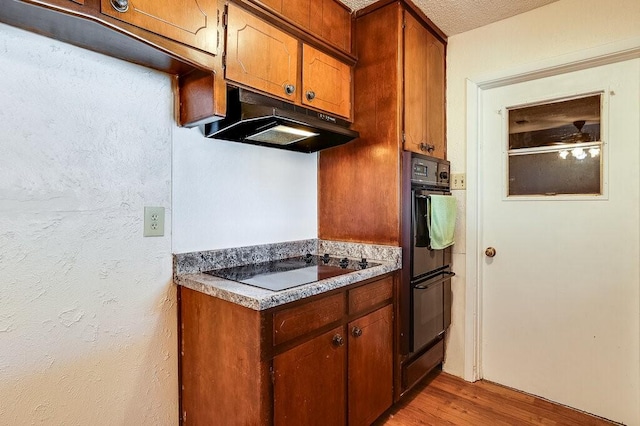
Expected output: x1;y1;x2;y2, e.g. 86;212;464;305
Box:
144;206;165;237
451;173;466;190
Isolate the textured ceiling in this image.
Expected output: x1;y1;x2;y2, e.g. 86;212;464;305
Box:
342;0;560;36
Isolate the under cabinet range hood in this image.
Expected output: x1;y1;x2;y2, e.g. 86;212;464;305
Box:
203;87;359;153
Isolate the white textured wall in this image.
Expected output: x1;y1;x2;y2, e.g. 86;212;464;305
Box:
172;127;318;253
444;0;640;379
0;24;177;424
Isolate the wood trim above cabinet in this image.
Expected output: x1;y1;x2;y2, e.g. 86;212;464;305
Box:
354;0;447;43
232;0;357;65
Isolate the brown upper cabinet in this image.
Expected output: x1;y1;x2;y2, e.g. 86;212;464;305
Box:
225;3;299;102
302;44;352;119
225;3;353;120
403;11;446;159
100;0;220;54
1;0;354;126
0;0;224;76
318;0;447;246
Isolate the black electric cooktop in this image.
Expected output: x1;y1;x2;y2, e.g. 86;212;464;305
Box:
204;254;379;292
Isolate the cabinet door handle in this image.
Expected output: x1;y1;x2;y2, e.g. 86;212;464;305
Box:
305;90;316;101
332;334;344;347
110;0;129;12
284;84;296;96
351;326;362;338
419;142;435;153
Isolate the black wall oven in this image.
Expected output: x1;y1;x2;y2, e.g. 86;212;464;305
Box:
400;152;455;393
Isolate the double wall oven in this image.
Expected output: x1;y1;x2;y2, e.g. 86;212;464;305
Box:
400;152;455;393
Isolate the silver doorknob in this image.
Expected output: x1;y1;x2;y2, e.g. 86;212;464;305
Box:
485;247;496;257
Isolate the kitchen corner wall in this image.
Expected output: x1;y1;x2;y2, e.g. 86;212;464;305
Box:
171;128;318;253
444;0;640;378
0;24;177;424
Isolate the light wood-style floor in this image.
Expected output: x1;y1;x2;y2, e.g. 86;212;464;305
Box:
375;370;619;426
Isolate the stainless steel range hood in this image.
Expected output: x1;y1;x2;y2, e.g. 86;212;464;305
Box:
203;87;359;153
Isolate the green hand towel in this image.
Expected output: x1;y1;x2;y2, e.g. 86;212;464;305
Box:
428;195;457;249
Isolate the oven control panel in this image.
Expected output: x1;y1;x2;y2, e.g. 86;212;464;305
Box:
411;154;450;189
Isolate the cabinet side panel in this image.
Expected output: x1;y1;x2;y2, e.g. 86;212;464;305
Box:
180;288;271;425
318;4;401;245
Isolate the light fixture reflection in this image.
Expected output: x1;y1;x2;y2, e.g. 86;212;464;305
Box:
559;146;600;160
571;147;587;160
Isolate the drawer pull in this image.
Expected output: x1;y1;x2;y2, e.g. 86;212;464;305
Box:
306;90;316;101
351;326;362;338
332;334;344;347
110;0;129;12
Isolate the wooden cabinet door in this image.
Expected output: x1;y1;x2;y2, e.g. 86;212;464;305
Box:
348;305;393;426
403;11;428;156
273;326;347;426
403;11;446;159
265;0;351;52
280;0;312;29
425;31;446;159
100;0;218;54
317;0;351;53
302;44;352;119
226;3;299;102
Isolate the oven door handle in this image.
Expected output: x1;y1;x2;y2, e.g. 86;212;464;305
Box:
413;271;455;289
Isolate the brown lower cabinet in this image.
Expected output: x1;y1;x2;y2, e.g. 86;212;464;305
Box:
273;326;346;425
179;273;395;425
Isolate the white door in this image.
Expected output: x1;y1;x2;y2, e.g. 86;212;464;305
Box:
480;59;640;425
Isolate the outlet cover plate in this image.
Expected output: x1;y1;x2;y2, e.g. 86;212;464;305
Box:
451;173;466;190
144;206;165;237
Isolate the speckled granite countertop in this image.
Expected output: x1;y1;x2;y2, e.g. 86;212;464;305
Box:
173;239;402;311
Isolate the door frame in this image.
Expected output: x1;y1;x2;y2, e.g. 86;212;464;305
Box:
463;36;640;382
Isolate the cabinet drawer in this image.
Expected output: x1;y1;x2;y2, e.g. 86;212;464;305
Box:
348;276;393;315
403;338;444;390
273;292;345;345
